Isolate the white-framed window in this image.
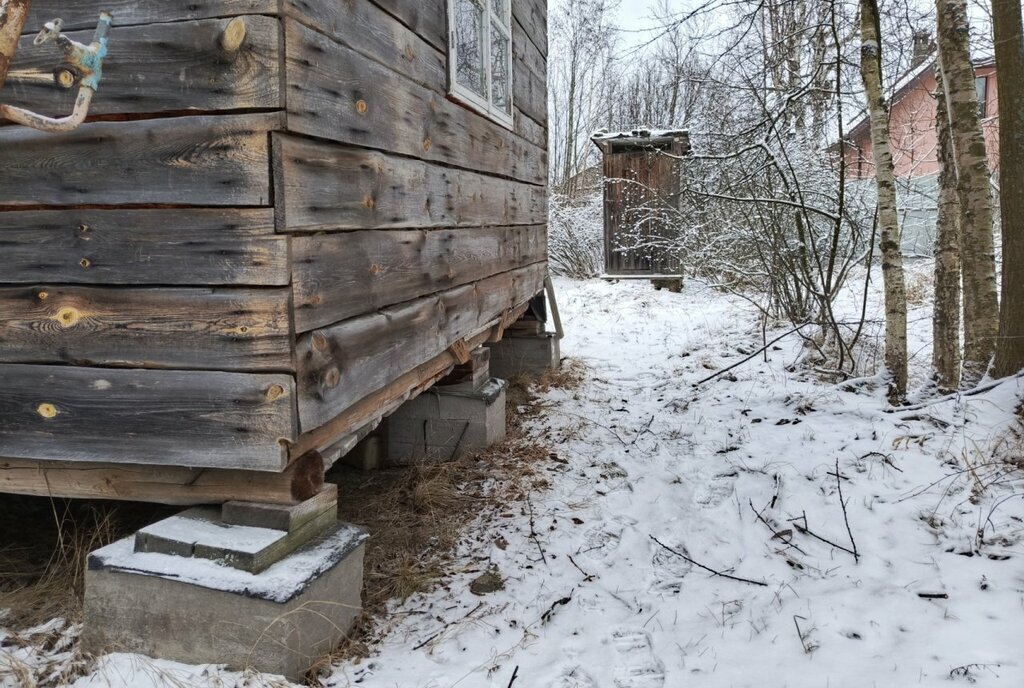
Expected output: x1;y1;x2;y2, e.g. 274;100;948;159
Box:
447;0;514;127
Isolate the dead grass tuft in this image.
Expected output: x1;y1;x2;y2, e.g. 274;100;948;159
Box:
0;498;171;630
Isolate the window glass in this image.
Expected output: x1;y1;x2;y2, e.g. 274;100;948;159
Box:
455;0;486;98
491;23;511;114
975;75;988;116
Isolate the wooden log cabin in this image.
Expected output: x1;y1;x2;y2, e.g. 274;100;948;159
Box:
0;0;549;505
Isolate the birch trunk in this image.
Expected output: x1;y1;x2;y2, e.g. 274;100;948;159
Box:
859;0;908;401
936;0;1000;384
933;69;962;391
992;0;1024;376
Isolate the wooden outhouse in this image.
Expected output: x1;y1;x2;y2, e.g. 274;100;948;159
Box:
0;0;549;504
592;129;689;277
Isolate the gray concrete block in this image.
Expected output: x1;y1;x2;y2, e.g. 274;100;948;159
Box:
486;333;560;379
84;523;366;682
387;378;507;465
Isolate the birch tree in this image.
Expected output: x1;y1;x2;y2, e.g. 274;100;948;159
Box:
933;69;962;391
859;0;909;401
992;0;1024;376
935;0;999;384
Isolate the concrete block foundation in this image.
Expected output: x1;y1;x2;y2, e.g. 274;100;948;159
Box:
83;523;367;681
387;377;507;465
486;332;560;379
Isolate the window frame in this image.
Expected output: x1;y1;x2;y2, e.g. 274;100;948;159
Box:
447;0;515;129
975;74;989;118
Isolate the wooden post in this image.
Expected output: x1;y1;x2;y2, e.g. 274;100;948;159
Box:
0;0;32;90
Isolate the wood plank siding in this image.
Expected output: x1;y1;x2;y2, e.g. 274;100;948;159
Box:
0;0;548;486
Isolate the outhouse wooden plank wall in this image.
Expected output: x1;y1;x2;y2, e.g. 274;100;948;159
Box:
592;130;688;276
0;0;549;500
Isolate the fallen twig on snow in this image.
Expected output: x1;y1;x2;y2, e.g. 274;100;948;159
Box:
692;324;808;388
413;602;486;651
833;460;860;563
525;494;547;565
883;371;1024;413
750;500;808;555
567;554;596;581
507;665;519;687
788;511;859;560
649;535;767;587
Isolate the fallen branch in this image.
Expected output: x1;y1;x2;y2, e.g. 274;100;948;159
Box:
692;324;808;388
833;460;860;563
649;535;767;587
526;494;547;565
883;371;1024;412
414;602;485;651
788;512;858;560
750;499;808;555
507;666;520;688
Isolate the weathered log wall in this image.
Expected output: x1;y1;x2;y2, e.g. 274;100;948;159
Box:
0;0;548;488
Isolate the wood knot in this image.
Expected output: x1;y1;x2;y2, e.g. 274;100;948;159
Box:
362;195;376;210
37;291;49;301
355;99;368;114
423;137;432;152
311;332;329;352
36;403;58;419
265;384;286;402
324;367;341;388
369;263;382;276
79;258;91;268
220;16;248;52
54;307;80;328
404;44;415;60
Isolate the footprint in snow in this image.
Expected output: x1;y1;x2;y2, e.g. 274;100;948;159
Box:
649;537;693;594
549;666;599;688
694;470;738;509
609;629;666;688
578;516;636;563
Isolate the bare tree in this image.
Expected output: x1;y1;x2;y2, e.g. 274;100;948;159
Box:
933;68;962;391
860;0;909;400
992;0;1024;376
935;0;999;384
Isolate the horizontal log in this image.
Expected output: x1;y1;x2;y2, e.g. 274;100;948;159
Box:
0;364;297;471
0;451;323;505
296;262;547;431
272;134;547;232
513;0;549;59
283;19;546;186
24;1;278;32
288;301;530;459
4;16;282;117
292;225;548;332
0;113;282;207
0;285;292;371
0;208;288;286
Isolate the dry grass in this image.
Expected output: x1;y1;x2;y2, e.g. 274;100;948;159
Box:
319;362;585;678
0;498;172;630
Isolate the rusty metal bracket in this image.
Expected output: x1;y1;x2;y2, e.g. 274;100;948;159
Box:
0;10;112;132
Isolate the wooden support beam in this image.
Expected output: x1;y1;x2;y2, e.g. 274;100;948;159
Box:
287;301;530;461
0;451;324;505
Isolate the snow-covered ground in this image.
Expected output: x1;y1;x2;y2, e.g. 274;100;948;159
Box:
4;272;1023;688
